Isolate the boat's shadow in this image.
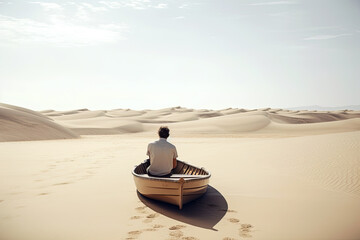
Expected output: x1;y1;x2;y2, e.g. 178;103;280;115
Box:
137;185;227;230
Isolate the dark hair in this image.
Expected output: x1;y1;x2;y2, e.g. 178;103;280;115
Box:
158;126;170;139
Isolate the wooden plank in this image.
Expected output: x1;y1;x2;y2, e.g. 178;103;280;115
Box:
169;174;207;178
178;178;185;209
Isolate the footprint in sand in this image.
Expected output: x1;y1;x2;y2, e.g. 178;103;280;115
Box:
144;228;157;232
141;213;159;223
128;230;142;235
127;230;142;239
239;224;253;238
224;213;254;238
130;206;199;239
169;225;186;230
228;218;240;223
146;213;159;218
126;236;136;240
128;230;142;236
168;225;187;239
169;230;184;238
135;206;147;211
126;226;161;239
135;206;148;214
153;224;164;229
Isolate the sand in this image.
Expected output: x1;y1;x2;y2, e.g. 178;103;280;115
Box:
0;103;78;142
1;103;360;240
40;106;360;137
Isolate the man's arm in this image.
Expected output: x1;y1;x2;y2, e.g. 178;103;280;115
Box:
173;147;178;169
146;144;150;157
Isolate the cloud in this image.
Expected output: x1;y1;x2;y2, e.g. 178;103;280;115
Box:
178;4;188;8
81;3;107;12
304;33;352;41
154;3;167;9
98;1;123;9
75;5;89;21
175;16;185;19
0;15;127;46
0;1;125;46
0;0;171;46
267;26;342;34
98;0;149;10
98;0;168;10
54;2;108;22
30;2;63;11
178;3;202;9
248;1;298;6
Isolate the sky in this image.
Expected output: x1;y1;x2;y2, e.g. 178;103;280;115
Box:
0;0;359;110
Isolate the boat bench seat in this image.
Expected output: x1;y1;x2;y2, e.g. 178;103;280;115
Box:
137;173;207;180
169;174;208;178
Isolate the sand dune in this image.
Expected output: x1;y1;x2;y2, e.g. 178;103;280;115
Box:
2;103;359;140
40;106;360;137
0;103;79;142
1;103;360;240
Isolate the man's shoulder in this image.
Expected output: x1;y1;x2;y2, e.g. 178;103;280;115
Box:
149;140;160;147
165;141;176;149
152;139;176;148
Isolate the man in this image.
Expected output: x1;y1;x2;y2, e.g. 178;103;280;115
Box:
146;126;178;177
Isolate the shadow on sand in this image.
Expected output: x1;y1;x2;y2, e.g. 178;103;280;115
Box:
137;185;227;230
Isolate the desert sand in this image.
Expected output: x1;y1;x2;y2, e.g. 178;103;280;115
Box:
0;103;78;142
1;103;360;240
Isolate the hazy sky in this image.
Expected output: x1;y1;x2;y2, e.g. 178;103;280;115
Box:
0;0;359;110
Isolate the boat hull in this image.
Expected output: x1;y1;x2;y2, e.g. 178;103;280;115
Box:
132;160;210;209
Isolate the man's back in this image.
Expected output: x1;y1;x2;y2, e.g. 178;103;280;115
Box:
147;138;178;176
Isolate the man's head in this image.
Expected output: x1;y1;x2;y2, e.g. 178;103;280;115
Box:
158;126;170;139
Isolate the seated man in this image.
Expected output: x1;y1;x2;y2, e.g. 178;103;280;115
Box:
146;126;178;177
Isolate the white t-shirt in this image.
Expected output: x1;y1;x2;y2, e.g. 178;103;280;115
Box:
147;138;178;176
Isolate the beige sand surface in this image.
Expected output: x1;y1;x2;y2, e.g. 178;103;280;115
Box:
2;104;360;140
40;107;360;137
1;104;360;240
0;103;78;142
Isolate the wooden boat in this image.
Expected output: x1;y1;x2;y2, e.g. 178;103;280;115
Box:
132;159;211;209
